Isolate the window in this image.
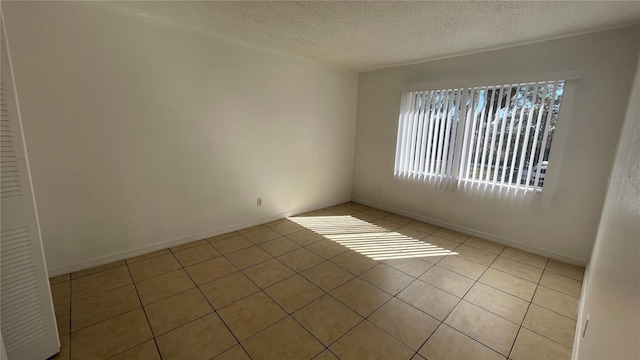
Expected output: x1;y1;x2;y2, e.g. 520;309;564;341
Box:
394;79;566;194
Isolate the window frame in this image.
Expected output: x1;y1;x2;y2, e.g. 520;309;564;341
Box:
395;71;579;205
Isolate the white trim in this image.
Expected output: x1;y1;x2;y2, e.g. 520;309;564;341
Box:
352;196;588;266
2;12;61;359
46;197;351;276
572;261;590;359
2;9;54;282
404;71;580;93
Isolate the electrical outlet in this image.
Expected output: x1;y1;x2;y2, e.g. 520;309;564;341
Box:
257;197;262;207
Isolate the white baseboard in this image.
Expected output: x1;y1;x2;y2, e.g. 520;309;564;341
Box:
50;195;587;277
47;197;351;277
352;197;588;266
572;262;590;359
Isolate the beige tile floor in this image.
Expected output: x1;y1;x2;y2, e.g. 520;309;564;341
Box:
48;202;584;360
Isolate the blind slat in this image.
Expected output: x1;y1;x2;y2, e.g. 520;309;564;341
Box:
479;87;498;183
451;89;471;186
424;91;437;177
493;85;513;187
463;89;481;182
507;84;530;187
515;84;540;193
445;89;463;181
429;91;443;175
501;85;522;187
486;86;505;186
437;90;455;179
524;83;550;190
417;91;434;179
433;90;447;176
407;93;421;176
471;88;488;182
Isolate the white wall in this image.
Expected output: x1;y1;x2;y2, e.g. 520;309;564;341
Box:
2;2;358;275
353;27;640;264
575;54;640;360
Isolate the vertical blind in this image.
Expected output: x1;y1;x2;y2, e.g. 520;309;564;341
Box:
394;80;565;194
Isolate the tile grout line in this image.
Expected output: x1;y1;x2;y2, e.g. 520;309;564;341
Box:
418;258;540;322
210;226;365;358
252;260;357;352
218;235;377;359
216;216;455;357
525;299;580;320
507;257;550;359
354;270;434;356
442;240;549;284
178;250;255;360
143;251;255;358
100;286;233;358
148;243;307;325
464;243;518;358
411;239;511;359
68;261;128;281
314;243;437;355
141;210;413;358
125;250;173;266
535;281;582;299
67;283;143;335
221;244;334;358
431;239;581;316
513;259;578;353
71;289;164;358
404;240;476;358
69;277;132;300
67;308;151;360
124;259;163;360
217;213;395;357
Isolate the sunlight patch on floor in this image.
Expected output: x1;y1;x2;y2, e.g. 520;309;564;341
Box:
289;215;386;234
289;215;457;260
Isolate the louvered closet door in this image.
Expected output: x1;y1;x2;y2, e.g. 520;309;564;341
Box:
1;17;60;360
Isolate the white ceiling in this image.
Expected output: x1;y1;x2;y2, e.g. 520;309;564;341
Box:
105;1;640;71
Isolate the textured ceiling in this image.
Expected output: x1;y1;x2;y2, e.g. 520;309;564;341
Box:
104;1;640;71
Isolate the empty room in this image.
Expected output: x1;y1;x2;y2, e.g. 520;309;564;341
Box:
1;1;639;360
